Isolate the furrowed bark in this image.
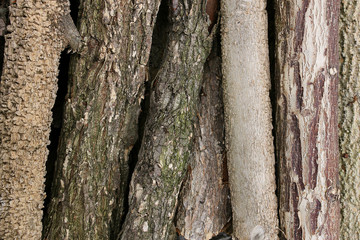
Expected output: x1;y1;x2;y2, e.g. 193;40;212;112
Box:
221;1;278;239
0;0;74;238
175;37;232;240
0;0;9;78
43;0;160;239
339;0;360;238
119;1;214;239
274;0;340;239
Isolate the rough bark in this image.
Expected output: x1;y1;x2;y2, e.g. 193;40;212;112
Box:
339;0;360;238
43;0;160;239
221;1;278;239
119;0;214;238
0;0;76;239
274;0;340;239
0;0;9;78
175;37;232;240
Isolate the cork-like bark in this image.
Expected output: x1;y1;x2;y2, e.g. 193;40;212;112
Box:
221;1;278;239
175;37;232;240
339;0;360;238
274;0;340;239
43;0;160;239
119;0;214;238
0;0;74;239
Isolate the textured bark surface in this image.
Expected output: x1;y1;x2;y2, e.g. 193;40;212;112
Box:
0;0;9;78
339;0;360;238
221;1;278;239
119;0;214;238
43;0;160;239
175;38;232;240
274;0;340;239
0;0;69;239
0;0;8;37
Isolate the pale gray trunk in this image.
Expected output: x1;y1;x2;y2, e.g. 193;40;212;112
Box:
339;0;360;238
221;1;278;239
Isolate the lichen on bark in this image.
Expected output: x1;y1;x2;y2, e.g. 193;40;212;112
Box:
339;0;360;238
0;0;72;238
175;37;231;240
42;0;161;239
119;0;214;238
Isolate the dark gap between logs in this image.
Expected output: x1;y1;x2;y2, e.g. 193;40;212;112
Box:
267;0;283;239
42;0;80;227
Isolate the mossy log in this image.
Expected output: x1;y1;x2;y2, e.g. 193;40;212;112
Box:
119;0;215;238
43;0;160;239
175;37;231;240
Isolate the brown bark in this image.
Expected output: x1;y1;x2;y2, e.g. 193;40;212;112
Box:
119;0;215;238
274;0;340;239
175;37;232;240
43;0;160;239
0;0;8;78
0;0;75;238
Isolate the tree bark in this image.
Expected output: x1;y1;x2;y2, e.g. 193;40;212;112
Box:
339;0;360;238
0;0;74;239
43;0;160;239
221;1;278;239
274;0;340;239
175;36;232;240
0;0;9;78
119;0;214;238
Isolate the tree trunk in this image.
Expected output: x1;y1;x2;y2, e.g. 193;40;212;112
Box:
339;0;360;238
0;0;76;239
221;1;278;239
119;0;215;238
274;0;340;239
43;0;160;239
0;0;9;78
175;36;232;240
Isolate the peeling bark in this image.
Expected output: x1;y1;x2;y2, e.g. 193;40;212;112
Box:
175;37;231;240
339;0;360;238
274;0;340;239
0;0;74;239
221;1;278;239
43;0;160;239
119;0;214;238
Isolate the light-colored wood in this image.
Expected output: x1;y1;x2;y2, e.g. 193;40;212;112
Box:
221;1;278;239
339;0;360;238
